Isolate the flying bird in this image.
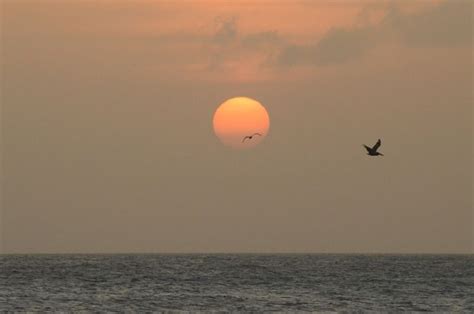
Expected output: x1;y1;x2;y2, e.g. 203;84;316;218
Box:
242;133;262;143
363;139;384;156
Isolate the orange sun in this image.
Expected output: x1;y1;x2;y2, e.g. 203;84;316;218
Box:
213;97;270;149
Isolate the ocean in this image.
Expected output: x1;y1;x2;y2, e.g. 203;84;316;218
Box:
1;254;472;311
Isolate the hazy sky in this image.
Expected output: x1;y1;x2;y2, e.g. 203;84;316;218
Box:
1;0;472;253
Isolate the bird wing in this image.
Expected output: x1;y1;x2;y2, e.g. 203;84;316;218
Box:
253;133;262;136
242;136;250;143
363;145;372;153
372;139;381;151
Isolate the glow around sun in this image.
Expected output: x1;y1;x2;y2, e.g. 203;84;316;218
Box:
213;97;270;149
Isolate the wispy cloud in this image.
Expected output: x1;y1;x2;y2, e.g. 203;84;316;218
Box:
277;26;378;66
207;16;286;74
212;16;238;45
383;1;472;47
275;0;472;67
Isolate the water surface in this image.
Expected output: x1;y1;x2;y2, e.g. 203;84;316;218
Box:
1;254;472;311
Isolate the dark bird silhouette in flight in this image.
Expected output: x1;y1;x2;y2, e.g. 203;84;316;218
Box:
242;133;262;143
363;139;384;156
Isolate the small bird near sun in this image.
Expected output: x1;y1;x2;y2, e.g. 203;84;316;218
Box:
213;97;270;149
242;133;262;143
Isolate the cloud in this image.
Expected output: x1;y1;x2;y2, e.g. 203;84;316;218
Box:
212;16;238;45
383;1;472;47
278;26;378;66
276;0;472;67
208;17;285;71
242;31;282;48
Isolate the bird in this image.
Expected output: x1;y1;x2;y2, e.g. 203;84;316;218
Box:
242;133;262;143
363;139;384;156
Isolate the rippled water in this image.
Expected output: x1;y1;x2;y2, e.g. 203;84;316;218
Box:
0;254;472;311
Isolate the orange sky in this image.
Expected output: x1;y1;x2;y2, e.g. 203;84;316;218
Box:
3;0;450;84
1;0;472;253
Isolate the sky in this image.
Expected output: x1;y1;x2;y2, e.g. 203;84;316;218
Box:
1;0;472;254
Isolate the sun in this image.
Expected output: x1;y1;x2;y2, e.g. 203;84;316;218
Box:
213;97;270;149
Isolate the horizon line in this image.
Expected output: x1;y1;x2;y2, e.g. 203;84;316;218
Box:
1;251;472;256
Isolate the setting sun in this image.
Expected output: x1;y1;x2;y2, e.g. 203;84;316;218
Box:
213;97;270;149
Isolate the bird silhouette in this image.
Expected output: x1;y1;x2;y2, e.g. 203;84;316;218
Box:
242;133;262;143
363;139;384;156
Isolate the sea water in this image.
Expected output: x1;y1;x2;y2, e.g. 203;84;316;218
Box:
1;254;472;311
